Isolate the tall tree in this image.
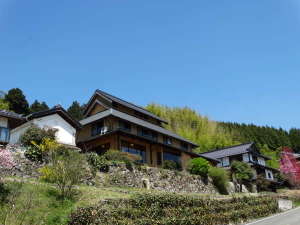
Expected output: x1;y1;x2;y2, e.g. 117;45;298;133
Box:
30;100;49;113
289;128;300;153
67;101;84;121
4;88;29;115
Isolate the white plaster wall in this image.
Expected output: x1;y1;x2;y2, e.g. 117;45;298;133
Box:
9;122;32;144
10;114;76;146
0;117;8;128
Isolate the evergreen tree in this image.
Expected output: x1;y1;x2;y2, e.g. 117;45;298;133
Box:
4;88;29;115
30;100;49;113
289;128;300;153
67;101;84;121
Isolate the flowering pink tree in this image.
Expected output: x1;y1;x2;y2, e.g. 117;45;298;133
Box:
280;147;300;187
0;147;15;169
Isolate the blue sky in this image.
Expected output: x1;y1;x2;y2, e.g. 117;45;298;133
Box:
0;0;300;129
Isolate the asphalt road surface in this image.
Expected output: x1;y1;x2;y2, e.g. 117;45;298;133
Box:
244;207;300;225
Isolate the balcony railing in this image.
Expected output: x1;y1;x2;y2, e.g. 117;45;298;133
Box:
0;127;10;143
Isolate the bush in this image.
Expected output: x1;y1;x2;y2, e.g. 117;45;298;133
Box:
86;152;109;172
256;174;272;192
103;149;141;163
187;157;210;177
20;125;57;147
24;146;43;162
208;167;229;194
231;161;254;192
25;138;60;163
69;192;279;225
162;160;181;171
39;149;86;199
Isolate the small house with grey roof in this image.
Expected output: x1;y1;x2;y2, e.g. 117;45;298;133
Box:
200;142;278;181
77;89;219;170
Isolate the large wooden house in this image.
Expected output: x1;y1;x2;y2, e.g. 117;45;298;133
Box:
77;90;218;169
200;143;279;181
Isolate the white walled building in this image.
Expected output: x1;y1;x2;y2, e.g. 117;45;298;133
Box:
0;110;24;145
9;106;81;146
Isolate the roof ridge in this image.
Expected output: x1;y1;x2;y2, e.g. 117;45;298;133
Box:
200;142;254;155
96;89;167;123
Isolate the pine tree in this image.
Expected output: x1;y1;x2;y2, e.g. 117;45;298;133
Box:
4;88;29;115
67;101;84;121
30;100;49;113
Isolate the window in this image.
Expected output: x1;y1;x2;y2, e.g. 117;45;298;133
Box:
163;136;172;145
0;127;9;143
181;142;188;150
258;157;266;166
243;153;249;162
219;157;230;167
119;120;131;132
157;152;162;166
138;127;158;141
265;169;273;180
91;120;104;136
163;151;181;164
121;141;146;163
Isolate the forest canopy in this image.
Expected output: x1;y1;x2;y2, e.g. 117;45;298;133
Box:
146;104;300;169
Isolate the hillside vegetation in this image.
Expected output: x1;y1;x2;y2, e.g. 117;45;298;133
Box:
146;104;300;168
146;104;239;153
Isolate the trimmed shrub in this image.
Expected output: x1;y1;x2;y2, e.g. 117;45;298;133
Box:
187;157;210;177
69;192;279;225
86;152;109;172
162;160;181;171
208;167;229;194
103;149;141;163
20;125;57;147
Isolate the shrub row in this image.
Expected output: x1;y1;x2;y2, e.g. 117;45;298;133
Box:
69;193;278;225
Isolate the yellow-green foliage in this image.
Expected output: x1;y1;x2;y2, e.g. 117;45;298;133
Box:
260;144;280;169
32;138;60;155
146;104;239;152
39;166;56;183
0;99;9;110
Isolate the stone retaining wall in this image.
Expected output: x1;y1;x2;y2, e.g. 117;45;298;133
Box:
100;164;217;194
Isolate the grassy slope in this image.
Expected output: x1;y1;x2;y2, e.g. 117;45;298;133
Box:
0;178;224;225
0;179;133;225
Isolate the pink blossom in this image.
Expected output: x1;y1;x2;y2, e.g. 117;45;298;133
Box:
280;147;300;186
0;148;15;169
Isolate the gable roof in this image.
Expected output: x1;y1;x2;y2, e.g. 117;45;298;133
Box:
27;105;82;130
84;89;168;124
0;110;24;120
199;142;270;160
80;108;198;147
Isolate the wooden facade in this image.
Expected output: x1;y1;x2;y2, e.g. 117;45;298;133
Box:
77;90;216;170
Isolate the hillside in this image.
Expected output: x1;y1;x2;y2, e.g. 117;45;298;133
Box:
146;104;300;168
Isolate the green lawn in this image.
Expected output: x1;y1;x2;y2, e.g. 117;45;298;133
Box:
0;179;135;225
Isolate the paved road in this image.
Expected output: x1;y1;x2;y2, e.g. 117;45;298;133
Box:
244;207;300;225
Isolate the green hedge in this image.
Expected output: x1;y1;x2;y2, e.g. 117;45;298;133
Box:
69;193;278;225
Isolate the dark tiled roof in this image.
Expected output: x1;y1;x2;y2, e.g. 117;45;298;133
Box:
27;105;82;130
95;89;168;124
80;109;198;147
0;110;24;120
199;142;271;161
